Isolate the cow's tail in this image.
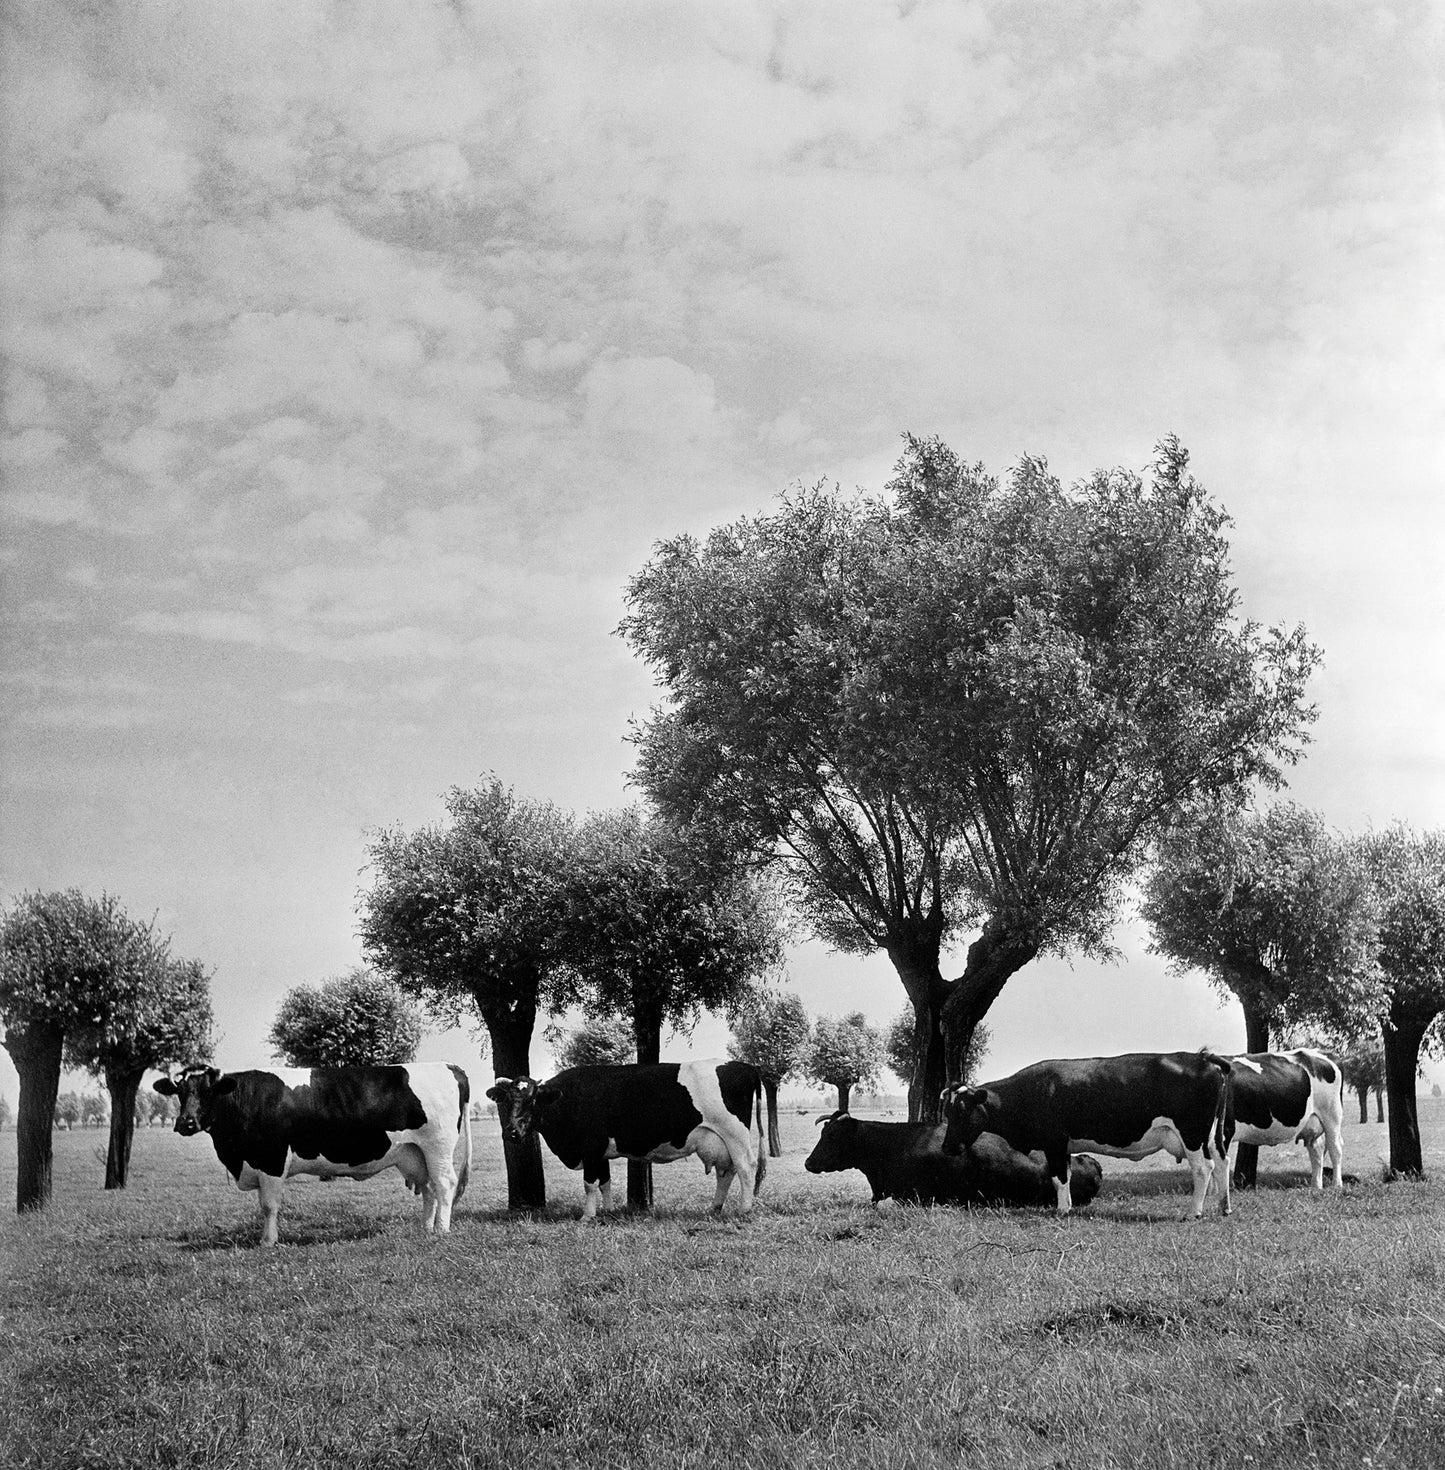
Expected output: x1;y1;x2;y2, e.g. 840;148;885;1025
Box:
753;1069;767;1195
450;1064;473;1202
1202;1051;1235;1162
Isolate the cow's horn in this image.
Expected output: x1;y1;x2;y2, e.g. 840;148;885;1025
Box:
492;1077;512;1087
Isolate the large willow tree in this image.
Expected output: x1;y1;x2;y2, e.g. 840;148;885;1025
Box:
621;436;1319;1120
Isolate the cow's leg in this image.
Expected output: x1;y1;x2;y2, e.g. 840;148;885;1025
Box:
1047;1145;1073;1215
422;1147;459;1235
1303;1133;1325;1190
710;1164;736;1213
256;1172;285;1247
1322;1115;1345;1192
581;1161;606;1220
1182;1146;1220;1219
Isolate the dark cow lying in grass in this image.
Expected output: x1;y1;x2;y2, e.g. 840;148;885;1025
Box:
804;1112;1104;1209
488;1059;764;1219
942;1050;1235;1218
1228;1048;1347;1188
154;1063;472;1246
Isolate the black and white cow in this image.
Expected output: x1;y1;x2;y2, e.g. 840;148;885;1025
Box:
154;1063;472;1246
804;1112;1105;1209
487;1059;765;1219
941;1050;1235;1218
1228;1048;1346;1189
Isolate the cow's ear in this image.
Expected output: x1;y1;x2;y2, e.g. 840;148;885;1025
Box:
213;1075;239;1097
485;1080;511;1101
153;1077;178;1097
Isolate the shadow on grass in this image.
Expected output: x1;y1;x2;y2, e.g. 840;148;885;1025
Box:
174;1217;392;1251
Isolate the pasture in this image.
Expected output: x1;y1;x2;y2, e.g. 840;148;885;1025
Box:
3;1104;1443;1470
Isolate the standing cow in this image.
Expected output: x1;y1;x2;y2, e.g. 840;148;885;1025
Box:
941;1050;1235;1218
1228;1049;1346;1189
804;1112;1105;1209
488;1059;764;1219
154;1063;472;1246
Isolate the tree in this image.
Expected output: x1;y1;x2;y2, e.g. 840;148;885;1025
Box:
1;891;167;1211
79;1092;108;1128
1141;801;1378;1185
73;951;215;1189
53;1091;81;1130
1339;1036;1386;1124
1355;825;1445;1178
0;1095;11;1129
728;988;810;1156
621;437;1318;1121
804;1011;885;1113
359;778;577;1210
885;1008;989;1092
546;1013;635;1069
556;805;784;1208
268;967;425;1068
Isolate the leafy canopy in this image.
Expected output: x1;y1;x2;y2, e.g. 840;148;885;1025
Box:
269;967;425;1069
1142;801;1380;1039
621;436;1319;973
728;988;810;1082
804;1011;885;1094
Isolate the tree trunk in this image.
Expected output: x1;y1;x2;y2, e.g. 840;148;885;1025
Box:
1375;1086;1385;1123
1233;1001;1272;1189
1381;1006;1431;1179
1354;1084;1369;1125
939;921;1040;1091
885;934;948;1125
628;1005;664;1211
4;1023;64;1213
763;1076;782;1158
835;1081;851;1114
488;1009;546;1211
103;1067;144;1190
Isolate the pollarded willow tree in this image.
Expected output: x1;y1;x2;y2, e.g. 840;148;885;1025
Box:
358;778;577;1210
621;436;1319;1120
1140;800;1379;1185
728;988;810;1156
1356;824;1445;1178
804;1011;885;1114
555;805;785;1208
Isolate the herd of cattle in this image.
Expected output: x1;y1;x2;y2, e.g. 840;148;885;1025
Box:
152;1046;1347;1246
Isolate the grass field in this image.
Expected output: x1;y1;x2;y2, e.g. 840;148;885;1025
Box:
3;1101;1444;1470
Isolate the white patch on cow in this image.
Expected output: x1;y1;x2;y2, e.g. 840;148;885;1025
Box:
1234;1057;1265;1073
677;1059;758;1213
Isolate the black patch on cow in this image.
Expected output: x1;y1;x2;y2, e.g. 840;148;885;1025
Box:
206;1067;427;1180
1231;1054;1312;1132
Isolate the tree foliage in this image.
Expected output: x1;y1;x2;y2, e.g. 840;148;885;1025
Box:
358;777;577;1209
804;1011;885;1111
268;967;425;1068
1142;801;1379;1049
621;435;1318;1117
728;987;811;1156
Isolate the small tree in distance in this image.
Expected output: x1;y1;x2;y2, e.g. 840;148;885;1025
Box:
886;1008;990;1093
269;967;425;1068
805;1011;884;1113
547;1013;635;1069
1338;1036;1386;1123
728;989;810;1155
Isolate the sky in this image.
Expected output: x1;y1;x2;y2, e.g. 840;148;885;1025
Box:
2;0;1443;1107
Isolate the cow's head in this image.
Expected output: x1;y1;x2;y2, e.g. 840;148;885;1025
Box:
940;1084;994;1156
486;1076;546;1140
153;1067;238;1136
803;1110;856;1174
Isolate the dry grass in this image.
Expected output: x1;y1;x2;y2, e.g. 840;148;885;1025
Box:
2;1101;1443;1469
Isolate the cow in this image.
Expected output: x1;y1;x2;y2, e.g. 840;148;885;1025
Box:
803;1112;1105;1209
941;1050;1235;1218
153;1063;472;1246
487;1059;765;1220
1228;1048;1346;1189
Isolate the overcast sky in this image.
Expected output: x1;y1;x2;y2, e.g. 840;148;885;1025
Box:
3;0;1442;1107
